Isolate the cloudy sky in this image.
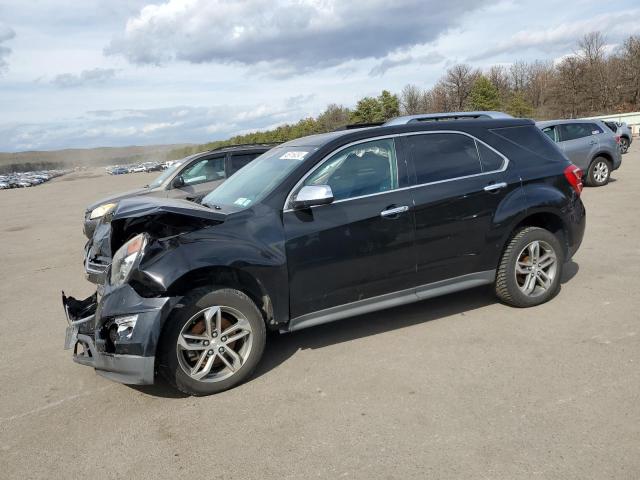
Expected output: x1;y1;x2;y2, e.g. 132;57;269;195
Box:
0;0;638;152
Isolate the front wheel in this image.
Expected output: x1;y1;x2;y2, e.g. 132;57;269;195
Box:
586;157;611;187
495;227;564;308
159;287;266;396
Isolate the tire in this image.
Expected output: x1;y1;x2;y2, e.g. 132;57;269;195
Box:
586;157;611;187
620;137;630;154
159;287;266;396
495;227;564;308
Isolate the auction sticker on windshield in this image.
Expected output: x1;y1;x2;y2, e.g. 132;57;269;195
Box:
280;151;308;160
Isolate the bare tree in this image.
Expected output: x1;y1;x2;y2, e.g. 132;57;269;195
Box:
554;56;584;118
444;64;479;110
487;65;510;103
619;35;640;109
400;84;423;115
509;60;529;93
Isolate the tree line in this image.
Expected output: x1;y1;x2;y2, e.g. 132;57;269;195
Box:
171;32;640;158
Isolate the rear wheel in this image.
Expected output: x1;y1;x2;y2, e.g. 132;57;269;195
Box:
159;287;266;396
620;137;630;154
495;227;564;308
586;157;611;187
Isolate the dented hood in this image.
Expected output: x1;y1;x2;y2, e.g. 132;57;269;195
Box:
113;196;228;222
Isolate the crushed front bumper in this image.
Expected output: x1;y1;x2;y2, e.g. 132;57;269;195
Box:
62;285;179;385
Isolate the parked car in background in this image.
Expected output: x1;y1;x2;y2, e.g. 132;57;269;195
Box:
603;121;633;154
83;144;276;239
63;117;585;395
537;119;621;187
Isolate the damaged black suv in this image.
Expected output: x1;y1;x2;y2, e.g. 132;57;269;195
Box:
63;118;586;396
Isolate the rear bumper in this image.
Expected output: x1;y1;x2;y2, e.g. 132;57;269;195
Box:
566;197;586;260
62;285;179;385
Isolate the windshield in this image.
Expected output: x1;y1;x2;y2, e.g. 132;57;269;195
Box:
148;161;184;189
202;146;313;209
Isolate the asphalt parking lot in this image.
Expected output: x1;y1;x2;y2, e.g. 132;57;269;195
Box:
1;149;639;479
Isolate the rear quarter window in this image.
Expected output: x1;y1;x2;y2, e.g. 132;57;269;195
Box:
490;125;564;162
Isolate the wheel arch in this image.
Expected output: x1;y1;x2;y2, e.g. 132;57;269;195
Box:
591;151;613;166
500;209;570;263
166;266;275;327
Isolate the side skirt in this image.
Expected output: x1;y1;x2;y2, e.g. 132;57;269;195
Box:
285;270;496;333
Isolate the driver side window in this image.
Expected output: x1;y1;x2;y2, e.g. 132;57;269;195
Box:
304;139;398;201
180;156;225;186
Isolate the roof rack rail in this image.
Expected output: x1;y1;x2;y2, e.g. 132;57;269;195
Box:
208;142;283;152
333;122;385;131
384;111;513;126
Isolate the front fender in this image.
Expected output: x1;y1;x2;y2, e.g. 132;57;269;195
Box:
132;206;290;325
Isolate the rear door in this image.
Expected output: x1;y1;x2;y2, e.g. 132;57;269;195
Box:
557;123;600;170
404;132;517;288
284;137;415;319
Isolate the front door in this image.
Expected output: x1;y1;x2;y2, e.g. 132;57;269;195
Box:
284;138;415;319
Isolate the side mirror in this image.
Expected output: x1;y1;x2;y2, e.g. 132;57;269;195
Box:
172;176;185;188
292;185;334;210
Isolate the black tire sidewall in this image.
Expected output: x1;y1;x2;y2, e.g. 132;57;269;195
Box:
587;157;611;187
620;138;629;153
500;228;564;308
159;287;266;396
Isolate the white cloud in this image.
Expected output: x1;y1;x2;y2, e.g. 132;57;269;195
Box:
51;67;117;88
369;52;444;77
469;9;640;61
0;22;16;72
106;0;485;73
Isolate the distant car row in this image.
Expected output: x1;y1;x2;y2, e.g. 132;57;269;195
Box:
106;160;175;175
0;169;68;189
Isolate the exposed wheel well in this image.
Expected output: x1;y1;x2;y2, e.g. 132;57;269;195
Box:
167;267;274;325
591;152;613;166
509;212;569;257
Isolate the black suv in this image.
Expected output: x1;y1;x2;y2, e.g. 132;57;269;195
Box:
63;118;586;395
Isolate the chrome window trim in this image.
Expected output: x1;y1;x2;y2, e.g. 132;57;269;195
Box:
283;130;510;212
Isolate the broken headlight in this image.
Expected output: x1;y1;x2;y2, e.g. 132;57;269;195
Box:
110;233;147;287
90;202;117;220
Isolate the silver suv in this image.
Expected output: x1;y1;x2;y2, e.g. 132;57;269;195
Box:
604;121;633;154
536;119;622;187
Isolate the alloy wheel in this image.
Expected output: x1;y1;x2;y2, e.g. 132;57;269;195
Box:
515;240;558;297
177;306;253;382
593;161;609;184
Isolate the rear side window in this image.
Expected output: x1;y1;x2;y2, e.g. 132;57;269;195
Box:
407;133;482;184
477;143;505;172
558;123;598;141
491;125;562;161
541;126;559;143
228;153;261;176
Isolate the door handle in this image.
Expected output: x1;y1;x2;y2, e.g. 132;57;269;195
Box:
380;205;409;218
484;182;507;192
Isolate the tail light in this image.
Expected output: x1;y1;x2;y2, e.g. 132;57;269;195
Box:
615;135;621;144
564;164;583;195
